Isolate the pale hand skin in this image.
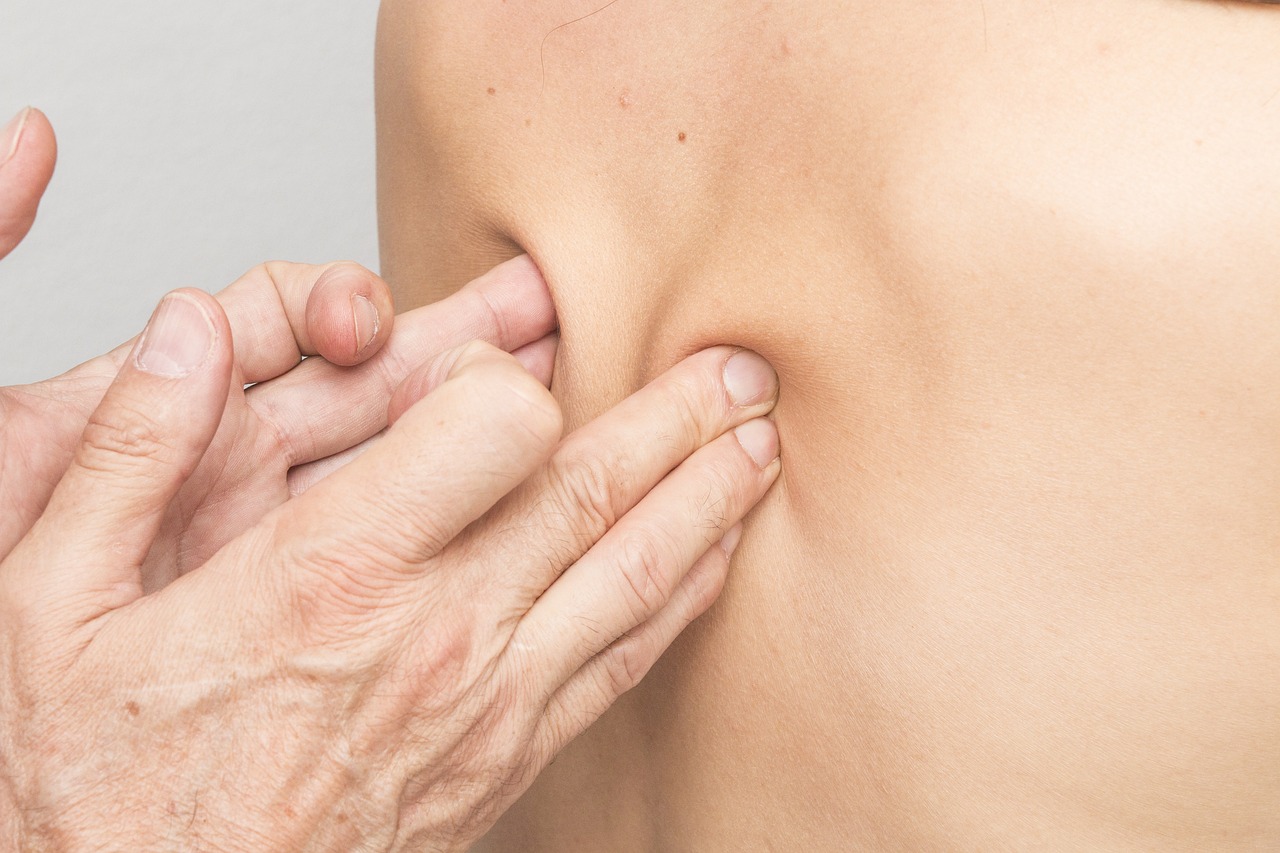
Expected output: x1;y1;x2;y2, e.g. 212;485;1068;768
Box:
0;108;559;591
0;106;783;850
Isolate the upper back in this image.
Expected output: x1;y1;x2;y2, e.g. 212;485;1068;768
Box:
376;1;1280;848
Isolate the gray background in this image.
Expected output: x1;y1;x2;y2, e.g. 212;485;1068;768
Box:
0;1;381;384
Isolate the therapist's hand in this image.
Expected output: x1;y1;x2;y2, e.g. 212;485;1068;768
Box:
0;279;781;849
0;108;558;590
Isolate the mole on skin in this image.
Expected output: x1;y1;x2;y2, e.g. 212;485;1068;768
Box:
678;131;687;143
487;87;496;95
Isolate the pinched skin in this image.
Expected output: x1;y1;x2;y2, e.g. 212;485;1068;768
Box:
1;106;786;851
377;1;1280;849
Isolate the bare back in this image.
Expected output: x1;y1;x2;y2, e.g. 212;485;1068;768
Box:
375;1;1280;848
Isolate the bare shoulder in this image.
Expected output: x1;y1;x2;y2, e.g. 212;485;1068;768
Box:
375;0;1280;306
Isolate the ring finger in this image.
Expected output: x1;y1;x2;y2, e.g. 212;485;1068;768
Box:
509;417;780;695
466;346;779;605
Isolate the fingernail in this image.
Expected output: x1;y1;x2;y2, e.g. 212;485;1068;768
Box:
135;294;216;377
1;107;32;169
352;294;380;353
734;418;779;469
720;523;744;558
723;350;778;407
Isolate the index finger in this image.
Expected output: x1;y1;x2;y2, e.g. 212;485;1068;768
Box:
465;346;780;603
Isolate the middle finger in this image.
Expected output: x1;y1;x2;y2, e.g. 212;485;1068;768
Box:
467;346;779;604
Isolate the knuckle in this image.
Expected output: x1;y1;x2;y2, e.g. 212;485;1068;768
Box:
451;355;563;453
395;605;479;700
613;530;679;623
600;639;653;699
546;450;632;538
253;260;289;297
500;374;563;447
465;286;513;350
250;393;309;467
255;259;284;278
278;537;420;642
77;405;173;472
654;369;720;446
481;361;560;438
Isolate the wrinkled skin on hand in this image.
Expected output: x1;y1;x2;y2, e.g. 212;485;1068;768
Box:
0;333;779;850
0;106;782;850
0;109;558;592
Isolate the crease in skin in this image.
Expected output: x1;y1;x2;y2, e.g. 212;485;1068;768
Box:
126;679;240;697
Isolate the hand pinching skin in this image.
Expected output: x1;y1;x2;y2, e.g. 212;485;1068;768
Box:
0;106;781;851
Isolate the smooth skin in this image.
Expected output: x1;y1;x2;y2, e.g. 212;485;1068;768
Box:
376;0;1280;848
0;108;782;850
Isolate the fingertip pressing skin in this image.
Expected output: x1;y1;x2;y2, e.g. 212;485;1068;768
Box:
460;255;558;342
733;417;781;470
722;348;779;408
304;263;395;366
461;344;781;616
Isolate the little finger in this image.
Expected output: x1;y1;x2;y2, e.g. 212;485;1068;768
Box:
511;418;779;694
532;528;740;758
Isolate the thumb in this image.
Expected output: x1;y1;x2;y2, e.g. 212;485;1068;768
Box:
0;106;56;261
16;290;232;620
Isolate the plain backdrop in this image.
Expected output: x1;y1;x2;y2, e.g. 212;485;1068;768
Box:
0;1;381;384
